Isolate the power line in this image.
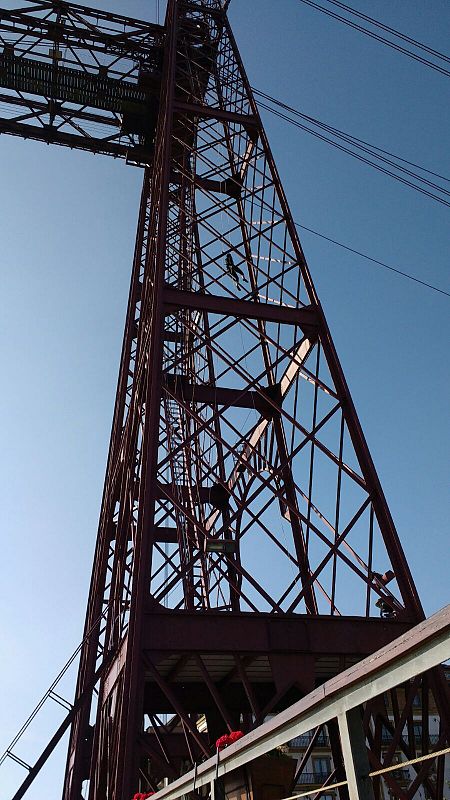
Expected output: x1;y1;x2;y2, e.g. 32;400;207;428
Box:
249;93;449;295
296;0;450;78
253;88;450;187
254;95;450;208
190;109;448;298
294;221;450;298
323;0;450;65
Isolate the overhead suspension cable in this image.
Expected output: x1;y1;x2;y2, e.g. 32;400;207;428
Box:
252;90;450;208
199;127;449;298
324;0;450;64
253;88;450;186
296;0;450;78
293;221;450;298
256;97;450;207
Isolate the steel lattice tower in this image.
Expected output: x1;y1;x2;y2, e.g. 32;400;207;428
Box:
1;1;448;799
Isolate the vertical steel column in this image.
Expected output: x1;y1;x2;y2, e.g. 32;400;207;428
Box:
338;709;375;800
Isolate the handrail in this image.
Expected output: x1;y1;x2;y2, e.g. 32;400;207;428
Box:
147;605;450;800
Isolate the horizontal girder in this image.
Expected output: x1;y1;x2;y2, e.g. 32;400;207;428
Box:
141;610;411;656
163;285;319;331
0;1;164;158
0;51;148;112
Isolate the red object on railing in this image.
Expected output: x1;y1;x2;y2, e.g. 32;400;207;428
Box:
132;793;155;799
215;730;244;751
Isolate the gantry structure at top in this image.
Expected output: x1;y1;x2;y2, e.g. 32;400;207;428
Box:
0;1;448;799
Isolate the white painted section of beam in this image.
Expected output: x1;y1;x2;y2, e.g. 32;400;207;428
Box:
338;709;375;800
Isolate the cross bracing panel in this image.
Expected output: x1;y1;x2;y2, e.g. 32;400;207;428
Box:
0;1;164;160
59;0;447;796
1;2;448;800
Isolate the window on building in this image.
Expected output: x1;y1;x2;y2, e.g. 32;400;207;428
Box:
381;725;392;743
313;756;331;777
413;723;422;741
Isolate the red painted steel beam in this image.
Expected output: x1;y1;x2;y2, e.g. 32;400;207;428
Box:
0;6;164;47
163;285;319;330
153;527;178;543
156;483;224;504
163;377;277;413
173;99;258;133
0;118;128;157
142;611;411;655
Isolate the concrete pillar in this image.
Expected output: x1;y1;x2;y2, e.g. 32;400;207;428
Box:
338;708;375;800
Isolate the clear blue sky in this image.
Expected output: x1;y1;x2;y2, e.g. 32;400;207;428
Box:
0;1;449;796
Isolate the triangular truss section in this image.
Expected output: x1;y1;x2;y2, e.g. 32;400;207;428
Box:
55;1;442;799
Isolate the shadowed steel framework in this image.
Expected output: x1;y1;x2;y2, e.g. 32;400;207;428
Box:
0;1;448;799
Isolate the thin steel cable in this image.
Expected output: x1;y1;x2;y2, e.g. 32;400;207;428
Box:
279;743;450;800
177;128;449;298
255;98;450;208
178;129;449;298
280;780;349;800
296;0;450;78
324;0;450;64
253;88;450;186
369;744;450;776
294;221;450;298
